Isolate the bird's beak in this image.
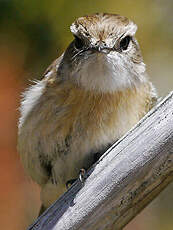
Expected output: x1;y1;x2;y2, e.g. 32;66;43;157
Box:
91;42;111;54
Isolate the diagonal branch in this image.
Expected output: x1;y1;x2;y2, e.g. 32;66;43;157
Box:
28;91;173;230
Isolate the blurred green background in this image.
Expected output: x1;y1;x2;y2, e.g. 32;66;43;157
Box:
0;0;172;229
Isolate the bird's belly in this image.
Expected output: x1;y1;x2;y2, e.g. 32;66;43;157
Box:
51;114;136;185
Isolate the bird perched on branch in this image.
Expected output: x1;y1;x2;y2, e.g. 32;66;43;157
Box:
18;13;157;214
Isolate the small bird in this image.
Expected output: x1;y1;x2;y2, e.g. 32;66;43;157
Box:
18;13;157;214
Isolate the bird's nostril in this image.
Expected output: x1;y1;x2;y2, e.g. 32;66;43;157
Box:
95;41;106;46
102;41;106;46
95;41;107;50
91;41;109;53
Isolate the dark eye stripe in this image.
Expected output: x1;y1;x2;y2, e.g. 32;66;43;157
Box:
120;36;131;51
74;36;84;49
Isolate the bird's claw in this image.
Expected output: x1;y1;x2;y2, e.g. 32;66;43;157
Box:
79;168;86;183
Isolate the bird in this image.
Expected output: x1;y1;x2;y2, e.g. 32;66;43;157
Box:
18;13;157;215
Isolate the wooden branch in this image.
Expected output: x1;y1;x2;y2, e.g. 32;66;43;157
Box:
29;91;173;230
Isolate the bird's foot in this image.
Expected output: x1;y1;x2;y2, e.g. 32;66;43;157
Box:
66;168;87;189
79;168;86;183
66;178;77;189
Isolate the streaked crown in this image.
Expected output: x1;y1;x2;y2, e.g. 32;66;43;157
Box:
70;13;137;49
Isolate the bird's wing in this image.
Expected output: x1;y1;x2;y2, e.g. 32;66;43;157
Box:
42;54;64;80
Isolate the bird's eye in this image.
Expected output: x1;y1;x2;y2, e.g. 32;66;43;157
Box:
74;36;84;49
120;36;131;51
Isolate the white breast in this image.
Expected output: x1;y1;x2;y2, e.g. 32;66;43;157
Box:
75;52;146;93
18;80;46;130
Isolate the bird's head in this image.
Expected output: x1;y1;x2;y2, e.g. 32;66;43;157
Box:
58;13;146;93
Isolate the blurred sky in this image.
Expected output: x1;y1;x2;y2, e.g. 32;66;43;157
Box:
0;1;173;229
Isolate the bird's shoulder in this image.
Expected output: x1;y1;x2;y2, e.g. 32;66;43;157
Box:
41;54;64;82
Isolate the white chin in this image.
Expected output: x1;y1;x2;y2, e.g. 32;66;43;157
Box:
75;52;145;93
